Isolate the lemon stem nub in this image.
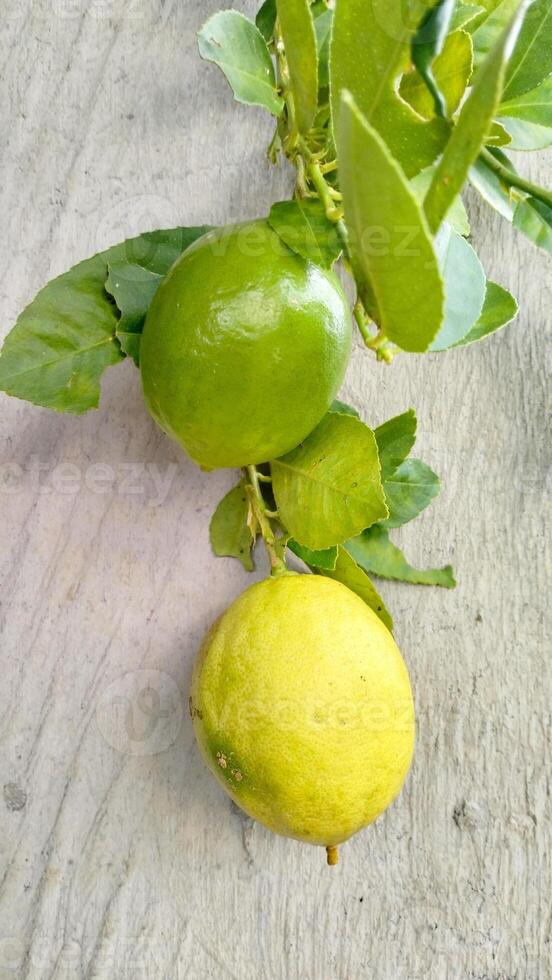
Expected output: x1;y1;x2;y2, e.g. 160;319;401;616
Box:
326;845;339;866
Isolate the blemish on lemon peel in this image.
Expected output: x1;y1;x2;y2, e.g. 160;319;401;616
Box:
188;696;203;721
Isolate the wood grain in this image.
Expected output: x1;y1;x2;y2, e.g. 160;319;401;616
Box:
0;3;550;977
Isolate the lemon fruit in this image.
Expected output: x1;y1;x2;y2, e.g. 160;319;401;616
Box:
140;220;352;469
190;574;415;861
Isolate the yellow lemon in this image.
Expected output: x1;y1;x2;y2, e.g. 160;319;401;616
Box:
190;574;415;862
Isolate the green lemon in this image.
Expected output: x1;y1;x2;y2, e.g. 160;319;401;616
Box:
140;221;352;469
190;574;415;861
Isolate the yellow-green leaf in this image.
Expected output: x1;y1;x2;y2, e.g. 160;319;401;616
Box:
499;117;552;150
256;0;277;42
315;547;394;631
346;526;455;588
498;74;552;126
411;0;457;118
485;120;513;146
0;227;209;413
513;196;552;254
330;0;450;177
198;11;284;117
338;91;444;353
105;226;210;365
381;458;441;528
375;410;417;480
271;412;387;551
452;3;486;30
472;0;519;65
0;253;123;414
502;0;552;101
276;0;318;133
288;540;338;571
424;0;530;233
448;280;518;347
268;199;342;268
210;482;256;571
401;29;474;119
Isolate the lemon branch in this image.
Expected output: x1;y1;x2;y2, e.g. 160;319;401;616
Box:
480;148;552;210
306;160;343;222
352;301;397;363
270;29;396;364
275;29;299;153
245;465;287;577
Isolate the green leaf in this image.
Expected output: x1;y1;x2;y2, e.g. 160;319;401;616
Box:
106;263;160;365
346;526;456;588
411;167;471;235
401;29;474;120
424;1;530;234
497;74;552;148
105;226;210;365
330;0;450;177
472;0;519;65
312;3;333;90
288;539;338;570
0;226;212;411
498;116;552;150
469;0;510;28
449;280;518;347
499;74;552;125
267;199;342;268
375;410;417;480
330;399;359;418
382;458;441;528
276;0;318;133
485;119;513;146
452;3;486;30
198;11;284;116
256;0;277;42
469;151;517;219
210;481;255;571
502;0;552;101
374;407;445;540
411;0;457;118
315;546;394;631
271;412;388;551
338;91;445;353
0;251;125;413
430;224;487;351
513;196;552;254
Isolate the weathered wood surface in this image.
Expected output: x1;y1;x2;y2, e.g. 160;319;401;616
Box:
1;3;550;978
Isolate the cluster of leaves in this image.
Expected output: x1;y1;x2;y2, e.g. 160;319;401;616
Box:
200;0;552;357
211;404;455;632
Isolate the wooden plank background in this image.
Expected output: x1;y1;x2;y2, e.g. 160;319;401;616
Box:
1;2;550;977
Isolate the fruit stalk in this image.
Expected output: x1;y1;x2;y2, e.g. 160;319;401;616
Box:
244;465;287;577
